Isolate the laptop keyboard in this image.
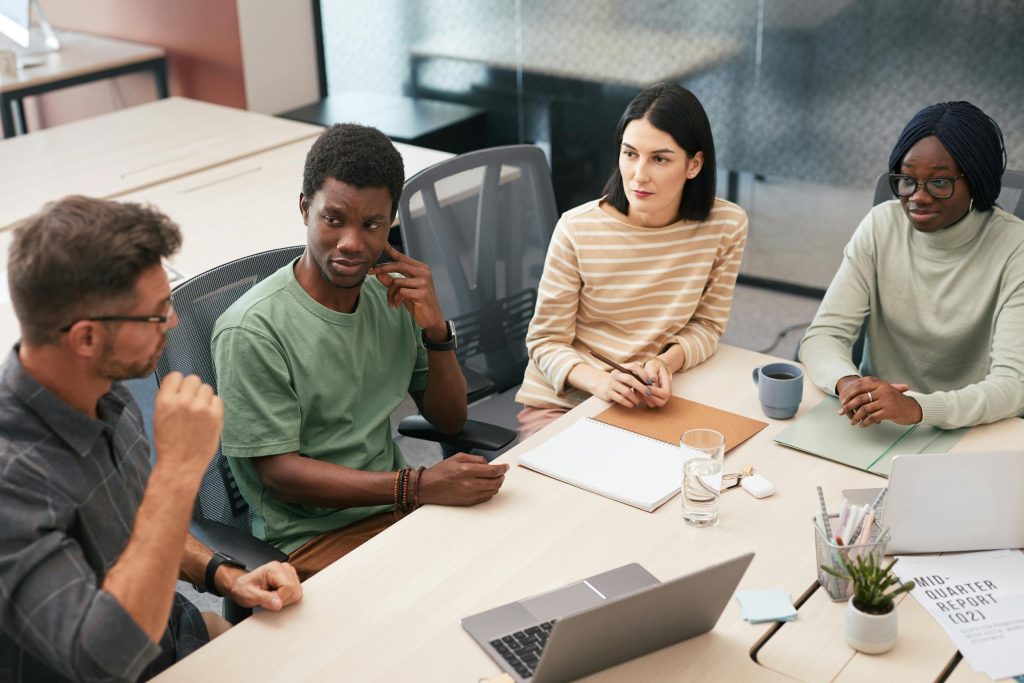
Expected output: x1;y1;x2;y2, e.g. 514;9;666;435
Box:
489;620;556;679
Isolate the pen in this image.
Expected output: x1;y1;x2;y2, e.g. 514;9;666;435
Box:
816;486;833;539
870;488;887;513
842;505;864;546
855;508;875;548
837;499;850;533
590;350;653;386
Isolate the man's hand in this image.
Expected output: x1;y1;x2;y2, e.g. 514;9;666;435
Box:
368;243;446;338
837;375;922;427
419;453;509;506
222;561;303;611
152;372;223;477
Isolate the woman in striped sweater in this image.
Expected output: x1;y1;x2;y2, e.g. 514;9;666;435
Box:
515;83;748;439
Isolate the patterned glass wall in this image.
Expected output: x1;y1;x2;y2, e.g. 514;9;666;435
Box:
321;0;1024;289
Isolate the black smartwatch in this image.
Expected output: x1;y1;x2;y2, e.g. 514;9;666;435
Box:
202;551;245;597
422;319;457;352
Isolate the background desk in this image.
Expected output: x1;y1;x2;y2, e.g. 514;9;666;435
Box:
155;344;1020;682
0;97;323;230
0;31;168;138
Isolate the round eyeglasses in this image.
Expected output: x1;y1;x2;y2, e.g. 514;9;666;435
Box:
888;173;964;200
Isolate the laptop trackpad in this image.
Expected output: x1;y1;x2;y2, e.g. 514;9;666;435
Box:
521;581;605;622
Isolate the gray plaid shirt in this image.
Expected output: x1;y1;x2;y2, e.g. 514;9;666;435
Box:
0;349;184;682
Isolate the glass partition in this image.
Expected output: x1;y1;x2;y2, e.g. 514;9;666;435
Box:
321;0;1024;293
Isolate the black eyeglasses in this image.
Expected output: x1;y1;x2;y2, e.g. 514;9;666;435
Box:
59;299;175;333
888;173;964;200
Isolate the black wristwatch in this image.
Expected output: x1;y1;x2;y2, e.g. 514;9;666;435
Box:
422;319;457;352
202;551;245;597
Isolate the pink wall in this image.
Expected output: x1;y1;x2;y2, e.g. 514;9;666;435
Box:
26;0;247;129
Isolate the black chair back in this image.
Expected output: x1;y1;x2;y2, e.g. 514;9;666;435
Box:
155;246;305;533
398;145;558;393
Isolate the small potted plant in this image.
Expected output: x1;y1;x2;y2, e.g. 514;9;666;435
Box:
821;552;915;654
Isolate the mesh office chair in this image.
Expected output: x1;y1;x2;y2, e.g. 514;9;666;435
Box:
156;246;303;623
157;246;514;620
395;145;559;454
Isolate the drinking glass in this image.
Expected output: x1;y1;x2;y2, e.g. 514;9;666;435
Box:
680;429;725;527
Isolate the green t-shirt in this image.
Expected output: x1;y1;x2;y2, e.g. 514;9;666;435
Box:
211;260;429;553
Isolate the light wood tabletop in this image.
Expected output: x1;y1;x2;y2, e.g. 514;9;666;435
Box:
153;343;1022;682
757;418;1024;683
0;31;164;95
0;97;323;230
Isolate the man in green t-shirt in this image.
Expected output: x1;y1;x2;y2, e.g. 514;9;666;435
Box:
212;124;508;579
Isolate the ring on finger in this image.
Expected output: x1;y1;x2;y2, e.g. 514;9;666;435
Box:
867;391;873;403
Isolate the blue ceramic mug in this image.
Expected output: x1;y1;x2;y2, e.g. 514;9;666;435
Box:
752;362;804;419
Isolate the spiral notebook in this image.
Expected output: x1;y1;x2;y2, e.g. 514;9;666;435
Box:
517;397;768;511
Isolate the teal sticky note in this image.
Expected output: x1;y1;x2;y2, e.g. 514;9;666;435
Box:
736;589;798;624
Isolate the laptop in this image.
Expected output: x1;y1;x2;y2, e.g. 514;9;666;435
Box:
461;553;753;683
842;450;1024;554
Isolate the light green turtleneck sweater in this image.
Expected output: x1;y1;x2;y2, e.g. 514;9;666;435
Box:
800;200;1024;429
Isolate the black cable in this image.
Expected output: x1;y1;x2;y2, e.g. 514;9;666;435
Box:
755;321;811;355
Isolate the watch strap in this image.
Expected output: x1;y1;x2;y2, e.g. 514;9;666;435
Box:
422;320;457;351
204;551;243;597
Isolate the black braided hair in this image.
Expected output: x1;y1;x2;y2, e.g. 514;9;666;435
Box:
888;101;1006;211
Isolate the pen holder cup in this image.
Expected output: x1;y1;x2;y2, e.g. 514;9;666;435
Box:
813;514;888;602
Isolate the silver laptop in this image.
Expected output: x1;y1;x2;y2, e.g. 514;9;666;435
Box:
843;450;1024;554
461;553;753;683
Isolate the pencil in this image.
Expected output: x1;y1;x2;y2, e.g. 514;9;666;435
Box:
590;350;652;386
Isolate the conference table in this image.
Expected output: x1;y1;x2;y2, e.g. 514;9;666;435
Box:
155;343;1016;682
0;96;323;230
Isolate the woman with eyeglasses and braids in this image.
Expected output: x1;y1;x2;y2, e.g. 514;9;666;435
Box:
800;101;1024;430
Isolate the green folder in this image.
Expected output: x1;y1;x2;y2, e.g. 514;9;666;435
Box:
773;397;968;477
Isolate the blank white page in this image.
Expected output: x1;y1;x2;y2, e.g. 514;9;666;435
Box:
517;418;684;512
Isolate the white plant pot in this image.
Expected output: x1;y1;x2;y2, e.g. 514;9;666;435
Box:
844;597;898;654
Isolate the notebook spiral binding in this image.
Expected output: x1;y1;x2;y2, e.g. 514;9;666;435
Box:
586;417;680;450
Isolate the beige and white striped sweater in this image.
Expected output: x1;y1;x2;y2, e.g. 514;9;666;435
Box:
515;197;748;409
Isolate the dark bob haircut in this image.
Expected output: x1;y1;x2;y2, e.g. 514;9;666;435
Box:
302;123;405;219
888;101;1006;212
602;83;717;222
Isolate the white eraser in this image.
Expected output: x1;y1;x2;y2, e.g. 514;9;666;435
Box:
741;474;774;498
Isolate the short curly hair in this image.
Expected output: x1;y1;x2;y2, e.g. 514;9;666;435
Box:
301;124;405;218
9;196;182;346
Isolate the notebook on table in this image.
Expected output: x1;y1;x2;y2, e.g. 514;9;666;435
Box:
517;396;767;511
773;396;969;477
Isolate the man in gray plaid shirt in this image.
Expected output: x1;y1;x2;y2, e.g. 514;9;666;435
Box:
0;197;303;682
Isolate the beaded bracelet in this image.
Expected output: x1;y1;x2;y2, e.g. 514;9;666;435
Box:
398;467;409;514
402;467;412;513
412;466;426;510
393;469;402;509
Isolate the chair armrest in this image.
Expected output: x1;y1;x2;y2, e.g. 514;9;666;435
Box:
397;415;516;452
464;366;496;404
190;519;287;570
